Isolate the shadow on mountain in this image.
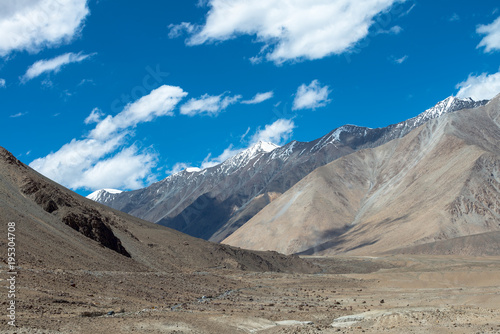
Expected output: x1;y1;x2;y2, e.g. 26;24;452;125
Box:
296;225;353;256
157;194;235;240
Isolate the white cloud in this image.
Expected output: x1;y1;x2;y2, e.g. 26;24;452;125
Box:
21;52;93;82
90;85;187;140
84;107;104;124
30;135;126;189
293;80;331;110
241;91;274;104
0;78;5;88
250;119;295;145
477;16;500;52
181;0;403;64
31;138;160;191
168;22;197;38
221;95;241;109
78;78;94;86
390;25;403;34
391;54;408;64
75;146;158;190
41;78;53;88
400;3;415;17
456;71;500;100
30;85;187;191
240;126;251;141
249;55;263;65
376;25;403;35
0;0;89;57
10;112;27;118
180;93;241;116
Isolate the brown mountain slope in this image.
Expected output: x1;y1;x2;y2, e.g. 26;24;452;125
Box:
0;147;314;273
389;231;500;256
223;95;500;256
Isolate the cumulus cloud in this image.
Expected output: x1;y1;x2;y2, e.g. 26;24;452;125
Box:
241;91;274;104
456;71;500;100
30;135;127;190
30;85;187;191
477;16;500;52
74;145;158;190
0;78;5;88
250;119;295;145
177;0;403;64
90;85;187;140
21;52;94;82
0;0;90;56
293;80;331;110
180;93;241;116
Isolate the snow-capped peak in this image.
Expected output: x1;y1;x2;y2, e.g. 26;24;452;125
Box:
86;188;122;202
250;141;280;154
214;141;279;175
424;96;458;118
229;141;279;163
408;96;488;127
422;96;486;118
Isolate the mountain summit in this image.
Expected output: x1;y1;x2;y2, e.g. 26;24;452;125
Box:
406;96;488;127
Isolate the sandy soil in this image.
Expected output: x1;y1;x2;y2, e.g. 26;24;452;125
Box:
2;255;500;333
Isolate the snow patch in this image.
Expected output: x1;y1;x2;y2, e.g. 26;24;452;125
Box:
86;188;123;202
310;125;366;152
270;141;296;161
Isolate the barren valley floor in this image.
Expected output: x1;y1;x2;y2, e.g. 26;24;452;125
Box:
2;255;500;333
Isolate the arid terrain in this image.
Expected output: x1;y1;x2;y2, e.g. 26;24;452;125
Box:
2;255;500;333
1;99;500;333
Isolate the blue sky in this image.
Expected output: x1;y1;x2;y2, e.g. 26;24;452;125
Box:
1;0;500;196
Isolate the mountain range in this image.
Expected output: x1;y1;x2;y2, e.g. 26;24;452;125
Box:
89;96;493;252
224;94;500;255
